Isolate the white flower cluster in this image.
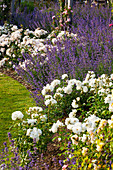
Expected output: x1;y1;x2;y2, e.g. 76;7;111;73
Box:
42;79;64;106
47;30;77;44
12;111;24;120
0;24;49;68
46;71;113;149
12;106;47;142
26;106;47;122
27;119;37;126
42;71;113;114
27;106;43;115
49;120;64;133
0;57;9;67
34;28;48;37
52;114;113;148
65;114;100;135
26;127;42;142
0;23;79;69
42;79;60;96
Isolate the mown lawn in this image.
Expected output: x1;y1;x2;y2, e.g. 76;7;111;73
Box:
0;73;36;147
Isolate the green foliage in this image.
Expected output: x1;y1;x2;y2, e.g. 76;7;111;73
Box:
20;1;35;13
0;0;12;23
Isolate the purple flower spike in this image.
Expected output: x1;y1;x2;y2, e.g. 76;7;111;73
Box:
3;142;7;147
68;141;71;148
8;132;12;138
59;160;64;166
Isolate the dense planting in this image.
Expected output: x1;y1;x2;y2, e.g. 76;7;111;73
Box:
0;71;113;169
0;2;113;170
15;6;113;104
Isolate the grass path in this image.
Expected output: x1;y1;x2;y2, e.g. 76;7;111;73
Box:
0;73;36;147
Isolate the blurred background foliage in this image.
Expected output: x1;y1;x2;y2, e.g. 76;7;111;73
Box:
0;0;113;26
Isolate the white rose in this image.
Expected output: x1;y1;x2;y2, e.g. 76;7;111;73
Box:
82;86;88;93
68;79;76;86
76;97;80;101
27;119;37;125
62;74;68;79
72;122;82;134
51;79;60;88
26;129;32;136
40;115;47;122
12;111;24;120
54;92;63;99
72;99;79;108
109;101;113;112
49;123;58;133
63;85;72;94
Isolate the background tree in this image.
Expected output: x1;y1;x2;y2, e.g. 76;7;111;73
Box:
0;0;12;24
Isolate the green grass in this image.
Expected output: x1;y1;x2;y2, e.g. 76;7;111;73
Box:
0;73;36;147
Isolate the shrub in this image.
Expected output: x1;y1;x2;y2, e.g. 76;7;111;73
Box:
57;115;113;169
45;72;113;169
0;23;48;68
7;72;113;161
16;18;113;104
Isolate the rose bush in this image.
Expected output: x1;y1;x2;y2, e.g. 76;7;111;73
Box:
7;71;113;168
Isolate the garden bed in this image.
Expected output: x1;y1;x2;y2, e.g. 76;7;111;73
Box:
0;2;113;170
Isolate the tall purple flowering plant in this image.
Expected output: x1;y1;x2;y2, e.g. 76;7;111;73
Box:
15;5;113;105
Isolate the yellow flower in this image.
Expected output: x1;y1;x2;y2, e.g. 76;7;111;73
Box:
111;115;113;121
88;163;92;168
111;163;113;169
82;147;88;156
99;134;103;140
96;142;104;152
103;165;106;168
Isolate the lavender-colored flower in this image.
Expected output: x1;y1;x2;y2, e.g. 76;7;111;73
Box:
3;142;7;147
15;5;113;106
68;141;71;148
10;139;15;147
59;160;64;166
44;163;49;170
8;132;12;138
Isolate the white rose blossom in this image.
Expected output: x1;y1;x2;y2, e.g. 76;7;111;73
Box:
109;100;113;112
69;109;77;118
72;99;79;108
27;127;42;142
82;86;88;93
62;74;68;79
27;119;37;125
54;92;63;99
63;85;73;94
51;79;60;88
12;111;24;120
